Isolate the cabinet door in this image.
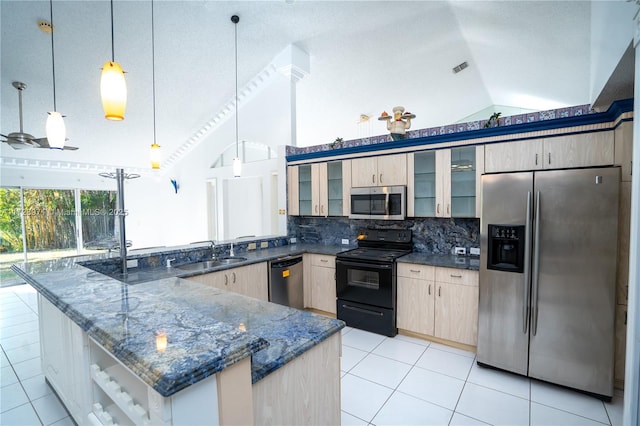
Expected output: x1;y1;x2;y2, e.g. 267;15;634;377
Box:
186;270;226;289
543;132;614;169
298;164;313;215
312;163;324;216
234;262;269;301
326;161;343;216
435;149;451;217
434;282;479;346
311;265;336;314
351;157;378;187
410;151;437;217
287;166;299;216
484;139;543;173
450;146;478;218
397;277;435;335
377;154;407;186
39;296;69;398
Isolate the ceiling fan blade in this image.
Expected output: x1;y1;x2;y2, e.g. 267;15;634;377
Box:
33;137;79;150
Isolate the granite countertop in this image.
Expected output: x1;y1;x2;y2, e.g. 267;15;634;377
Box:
12;243;347;397
398;252;480;271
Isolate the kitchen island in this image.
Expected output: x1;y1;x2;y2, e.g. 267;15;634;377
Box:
12;248;344;425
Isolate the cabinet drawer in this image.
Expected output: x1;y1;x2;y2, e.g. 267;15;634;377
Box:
435;267;478;286
311;254;335;268
397;263;435;280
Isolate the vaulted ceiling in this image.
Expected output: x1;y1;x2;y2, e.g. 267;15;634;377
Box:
0;1;634;173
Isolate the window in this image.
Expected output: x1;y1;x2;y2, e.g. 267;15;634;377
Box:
0;187;117;287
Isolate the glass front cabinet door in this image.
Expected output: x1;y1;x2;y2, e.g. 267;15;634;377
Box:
409;146;482;218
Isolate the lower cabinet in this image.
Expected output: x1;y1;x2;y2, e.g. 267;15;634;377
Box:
39;295;91;423
187;262;268;301
304;253;337;315
397;263;479;347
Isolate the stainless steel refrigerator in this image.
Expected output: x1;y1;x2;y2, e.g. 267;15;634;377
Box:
477;167;619;399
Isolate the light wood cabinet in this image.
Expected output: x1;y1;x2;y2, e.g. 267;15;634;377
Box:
396;264;478;346
434;268;479;346
305;253;336;314
288;161;349;216
614;120;633;182
351;153;407;187
397;263;435;335
485;132;614;173
408;146;483;218
187;262;268;301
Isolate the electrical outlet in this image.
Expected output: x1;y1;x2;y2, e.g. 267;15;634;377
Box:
260;241;269;248
454;247;466;255
470;247;480;256
126;259;138;268
341;239;350;245
290;237;297;244
247;242;257;250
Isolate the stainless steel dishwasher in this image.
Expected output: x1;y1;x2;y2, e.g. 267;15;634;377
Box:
269;255;303;309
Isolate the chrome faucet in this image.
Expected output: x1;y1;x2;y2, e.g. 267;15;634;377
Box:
166;258;176;268
190;240;216;258
230;242;235;257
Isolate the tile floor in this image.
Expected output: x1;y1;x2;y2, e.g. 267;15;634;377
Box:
1;284;626;426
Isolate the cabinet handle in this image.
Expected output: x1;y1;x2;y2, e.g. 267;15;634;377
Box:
438;286;441;297
232;272;236;283
450;274;462;278
379;173;383;184
535;153;538;165
224;275;228;285
320;205;324;215
437;203;441;214
447;204;450;215
548;152;551;165
315;204;318;213
410;269;420;273
428;284;431;295
372;174;376;184
320;259;328;263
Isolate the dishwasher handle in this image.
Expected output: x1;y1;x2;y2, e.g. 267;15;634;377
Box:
270;256;303;269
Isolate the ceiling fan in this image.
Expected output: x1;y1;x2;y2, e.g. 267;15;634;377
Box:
1;81;78;150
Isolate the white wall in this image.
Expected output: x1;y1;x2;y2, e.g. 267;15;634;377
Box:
590;1;637;104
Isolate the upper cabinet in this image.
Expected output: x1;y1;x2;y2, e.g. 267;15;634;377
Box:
288;160;351;217
485;132;614;173
351;153;407;187
408;146;482;218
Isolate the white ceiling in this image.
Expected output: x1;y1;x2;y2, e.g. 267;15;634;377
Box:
0;0;631;172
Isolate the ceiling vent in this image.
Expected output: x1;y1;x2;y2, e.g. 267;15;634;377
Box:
452;61;468;74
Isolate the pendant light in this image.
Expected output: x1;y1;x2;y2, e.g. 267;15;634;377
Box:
45;0;66;150
149;0;161;169
100;0;127;121
231;15;241;177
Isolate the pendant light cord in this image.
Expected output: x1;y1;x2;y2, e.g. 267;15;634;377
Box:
233;15;239;159
151;0;157;144
49;0;57;111
110;0;115;62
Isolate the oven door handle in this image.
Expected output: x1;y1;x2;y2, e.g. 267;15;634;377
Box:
341;303;384;317
336;259;392;270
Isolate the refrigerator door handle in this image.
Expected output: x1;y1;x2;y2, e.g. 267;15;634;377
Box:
531;190;541;336
523;191;532;334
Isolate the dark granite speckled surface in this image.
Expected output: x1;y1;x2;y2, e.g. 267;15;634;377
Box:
11;244;346;397
398;252;480;271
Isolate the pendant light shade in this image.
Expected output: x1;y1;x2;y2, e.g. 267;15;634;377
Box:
101;0;127;121
150;143;161;169
46;112;66;149
46;0;66;150
101;61;127;120
232;157;242;177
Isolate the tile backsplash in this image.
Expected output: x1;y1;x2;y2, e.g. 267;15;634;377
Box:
288;216;479;255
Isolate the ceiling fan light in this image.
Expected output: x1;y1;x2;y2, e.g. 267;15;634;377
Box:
100;61;127;120
46;111;66;149
150;143;161;169
232;157;242;177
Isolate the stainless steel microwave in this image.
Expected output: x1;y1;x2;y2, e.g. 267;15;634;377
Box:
349;186;406;220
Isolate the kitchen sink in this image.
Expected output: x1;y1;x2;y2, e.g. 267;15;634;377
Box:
176;257;247;271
